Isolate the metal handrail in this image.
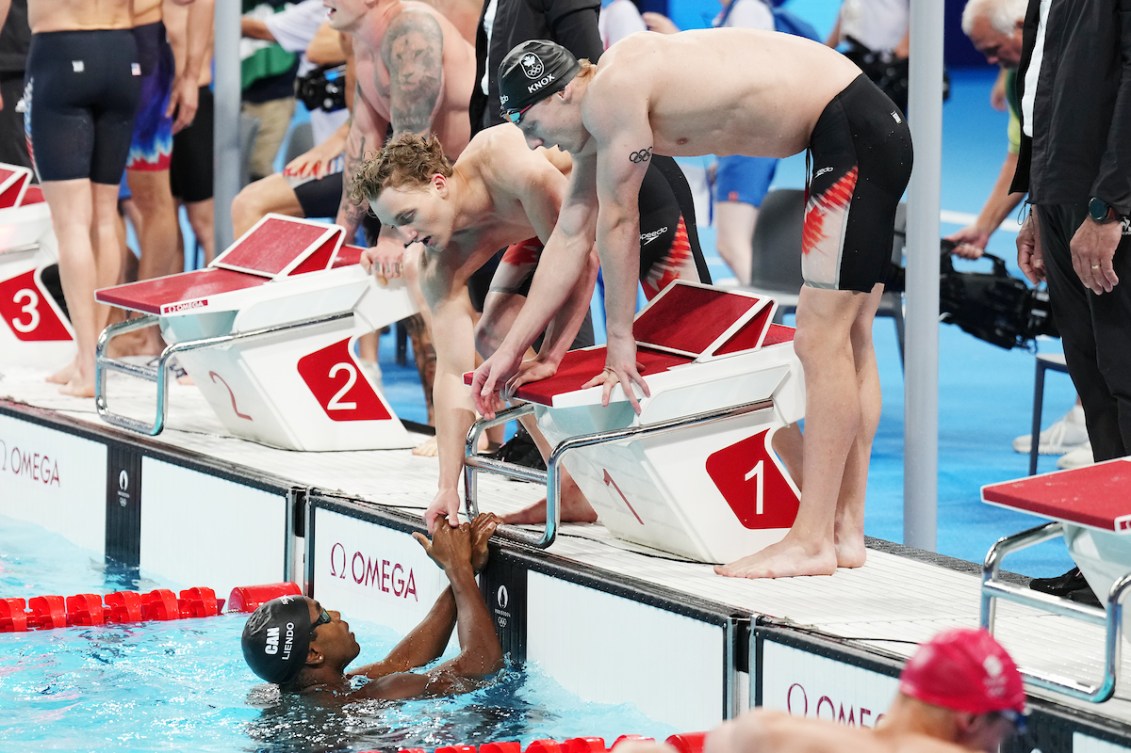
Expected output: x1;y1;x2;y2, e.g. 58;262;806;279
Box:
981;522;1130;702
464;397;774;549
95;309;355;436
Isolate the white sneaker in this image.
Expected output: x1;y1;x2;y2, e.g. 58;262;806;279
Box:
1057;442;1095;469
1012;404;1090;455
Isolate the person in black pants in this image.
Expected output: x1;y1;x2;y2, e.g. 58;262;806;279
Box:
1012;0;1131;604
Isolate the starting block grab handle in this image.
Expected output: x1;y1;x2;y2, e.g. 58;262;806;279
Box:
981;522;1131;703
95;315;170;435
95;309;356;436
464;397;775;550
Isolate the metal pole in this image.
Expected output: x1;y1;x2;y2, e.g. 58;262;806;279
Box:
213;0;241;253
903;0;944;550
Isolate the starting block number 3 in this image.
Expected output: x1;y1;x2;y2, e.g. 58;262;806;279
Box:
0;271;70;342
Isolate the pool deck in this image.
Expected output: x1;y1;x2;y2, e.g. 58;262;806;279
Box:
2;365;1130;746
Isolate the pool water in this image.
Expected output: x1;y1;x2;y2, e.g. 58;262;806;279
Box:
0;516;677;752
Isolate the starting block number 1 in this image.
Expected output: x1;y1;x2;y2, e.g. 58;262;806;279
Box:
0;270;70;342
705;429;799;530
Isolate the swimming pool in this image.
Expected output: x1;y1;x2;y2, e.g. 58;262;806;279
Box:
0;515;677;753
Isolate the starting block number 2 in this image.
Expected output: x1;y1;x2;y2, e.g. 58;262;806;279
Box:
0;270;70;342
297;337;391;422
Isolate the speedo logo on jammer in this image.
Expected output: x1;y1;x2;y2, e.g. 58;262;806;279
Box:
640;227;669;245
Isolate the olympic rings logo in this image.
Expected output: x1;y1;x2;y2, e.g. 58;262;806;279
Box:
628;148;653;164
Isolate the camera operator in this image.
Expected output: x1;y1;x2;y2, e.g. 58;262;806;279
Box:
240;0;349;150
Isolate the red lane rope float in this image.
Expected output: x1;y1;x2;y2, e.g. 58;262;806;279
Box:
375;732;707;753
0;581;303;633
226;582;302;612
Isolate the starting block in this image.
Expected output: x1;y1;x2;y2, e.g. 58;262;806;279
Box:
981;458;1131;702
0;164;73;368
95;214;417;451
465;280;804;563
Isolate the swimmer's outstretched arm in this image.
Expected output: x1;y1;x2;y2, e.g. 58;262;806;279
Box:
350;516;501;699
422;280;480;531
512;151;594;368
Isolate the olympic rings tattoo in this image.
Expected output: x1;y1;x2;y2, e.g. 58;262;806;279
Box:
628;147;653;164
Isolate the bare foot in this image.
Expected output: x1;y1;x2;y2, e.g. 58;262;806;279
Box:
59;377;95;399
501;475;598;524
413;437;439;458
714;536;837;579
834;526;867;569
104;329;157;359
412;433;495;459
47;360;78;385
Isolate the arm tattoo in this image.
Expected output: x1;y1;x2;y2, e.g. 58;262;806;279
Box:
381;11;445;135
628;147;653;165
339;128;370;229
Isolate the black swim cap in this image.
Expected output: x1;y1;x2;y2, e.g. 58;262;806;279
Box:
498;40;580;114
241;595;312;685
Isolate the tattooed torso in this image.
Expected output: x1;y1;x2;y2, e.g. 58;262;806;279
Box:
358;2;475;158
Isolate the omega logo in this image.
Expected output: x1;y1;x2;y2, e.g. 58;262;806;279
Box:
785;682;882;728
328;542;418;601
0;438;62;487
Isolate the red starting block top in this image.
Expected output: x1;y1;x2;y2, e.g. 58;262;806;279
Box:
462;324;796;406
96;218;360;315
96;268;265;315
462;346;691;406
212;215;344;279
20;185;43;206
512;346;691;405
0;165;29;209
982;458;1131;532
633;281;775;359
333;244;364;268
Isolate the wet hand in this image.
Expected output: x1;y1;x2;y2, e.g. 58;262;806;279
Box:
424;488;461;533
501;356;560;400
581;336;649;414
471;349;522;418
470;513;500;573
413;522;473;571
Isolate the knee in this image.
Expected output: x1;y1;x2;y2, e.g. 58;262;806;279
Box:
230;188;263;238
127;180;175;215
792;324;850;368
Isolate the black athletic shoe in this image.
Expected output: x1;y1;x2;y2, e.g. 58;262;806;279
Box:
1029;566;1086;596
492;426;546;471
1064;583;1103;608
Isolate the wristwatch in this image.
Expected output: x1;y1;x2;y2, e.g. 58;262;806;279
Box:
1088;196;1121;224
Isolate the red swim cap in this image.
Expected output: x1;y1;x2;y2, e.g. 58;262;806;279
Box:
899;628;1026;716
